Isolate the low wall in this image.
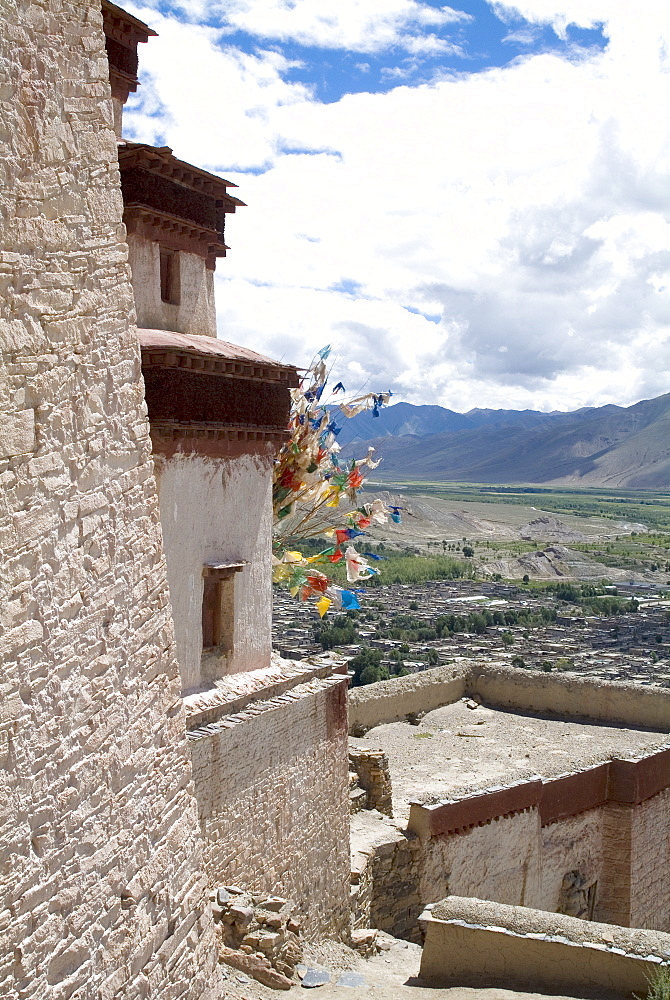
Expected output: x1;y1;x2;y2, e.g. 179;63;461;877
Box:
349;660;670;734
348;662;468;732
189;675;350;940
468;663;670;731
352;830;423;942
420;896;670;998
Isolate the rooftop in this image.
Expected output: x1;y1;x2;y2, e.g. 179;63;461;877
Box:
138;329;299;384
350;698;669;824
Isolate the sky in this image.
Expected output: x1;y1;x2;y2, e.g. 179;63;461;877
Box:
123;0;670;413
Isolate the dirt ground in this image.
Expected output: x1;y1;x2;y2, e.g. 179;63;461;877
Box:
217;933;621;1000
350;699;668;823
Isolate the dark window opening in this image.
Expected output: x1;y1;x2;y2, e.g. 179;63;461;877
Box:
160;247;180;304
201;562;246;652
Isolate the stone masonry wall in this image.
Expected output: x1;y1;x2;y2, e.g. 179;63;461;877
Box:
189;675;351;940
630;788;670;931
0;4;217;998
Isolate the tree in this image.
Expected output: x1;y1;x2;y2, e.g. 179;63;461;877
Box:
462;545;474;558
511;655;526;669
359;663;390;685
502;632;514;646
522;574;530;584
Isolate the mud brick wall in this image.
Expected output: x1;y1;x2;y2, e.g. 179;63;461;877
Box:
189;676;351;940
0;4;217;998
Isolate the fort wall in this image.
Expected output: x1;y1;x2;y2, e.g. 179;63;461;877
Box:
189;675;351;939
348;662;468;733
349;659;670;733
351;665;670;939
0;4;217;997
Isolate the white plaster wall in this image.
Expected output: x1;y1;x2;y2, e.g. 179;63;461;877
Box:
540;809;605;913
155;452;274;692
127;233;217;337
421;809;543;909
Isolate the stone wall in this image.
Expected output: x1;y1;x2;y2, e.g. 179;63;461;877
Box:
348;746;393;816
0;4;217;997
630;787;670;930
189;675;351;939
154;451;275;692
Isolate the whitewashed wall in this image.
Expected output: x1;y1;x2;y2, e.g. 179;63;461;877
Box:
155;451;274;692
128;234;217;338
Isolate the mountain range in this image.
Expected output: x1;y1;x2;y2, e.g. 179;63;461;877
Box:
337;393;670;488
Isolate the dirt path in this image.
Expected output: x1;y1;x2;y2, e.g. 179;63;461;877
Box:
219;935;622;1000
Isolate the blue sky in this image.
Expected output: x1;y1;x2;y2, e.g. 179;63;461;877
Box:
124;0;670;412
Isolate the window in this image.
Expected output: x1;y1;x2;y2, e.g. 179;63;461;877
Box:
159;247;180;304
201;561;247;651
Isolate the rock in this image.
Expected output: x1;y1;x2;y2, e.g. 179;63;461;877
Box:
351;928;377;946
229;904;254;926
220;945;293;991
217;887;230;905
256;930;282;952
259;896;287;912
301;968;330;988
337;972;367;988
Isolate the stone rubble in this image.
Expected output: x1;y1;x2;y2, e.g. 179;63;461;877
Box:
212;886;303;987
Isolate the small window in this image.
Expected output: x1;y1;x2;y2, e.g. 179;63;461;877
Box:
202;575;234;651
201;561;247;651
159;247;180;304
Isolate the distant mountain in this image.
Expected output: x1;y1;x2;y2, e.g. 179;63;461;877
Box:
334;400;562;447
339;393;670;488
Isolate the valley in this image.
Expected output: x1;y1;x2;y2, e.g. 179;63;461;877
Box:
272;483;670;688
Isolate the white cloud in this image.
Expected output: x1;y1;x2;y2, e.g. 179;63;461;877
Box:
124;2;670;412
155;0;471;54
